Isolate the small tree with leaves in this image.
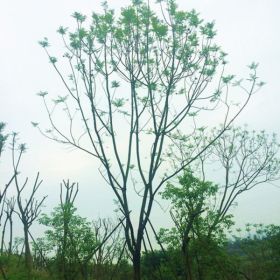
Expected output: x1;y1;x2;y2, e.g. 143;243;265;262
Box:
160;170;234;280
39;180;125;280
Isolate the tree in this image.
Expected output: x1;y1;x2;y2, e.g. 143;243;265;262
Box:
39;180;125;280
205;127;280;236
11;133;46;273
91;218;126;280
0;124;15;280
231;223;280;279
1;197;16;255
170;126;280;237
36;1;263;278
159;127;280;279
160;170;234;280
39;180;94;280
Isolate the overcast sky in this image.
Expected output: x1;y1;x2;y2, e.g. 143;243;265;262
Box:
1;0;280;234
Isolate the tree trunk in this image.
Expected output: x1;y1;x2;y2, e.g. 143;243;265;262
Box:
8;218;13;254
195;251;204;280
82;263;89;280
1;217;8;254
23;225;32;272
182;239;193;280
184;250;193;280
132;250;141;280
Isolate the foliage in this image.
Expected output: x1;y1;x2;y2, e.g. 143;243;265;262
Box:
141;249;182;280
159;170;233;248
38;202;98;278
230;224;280;279
158;170;238;279
1;1;278;280
35;1;262;277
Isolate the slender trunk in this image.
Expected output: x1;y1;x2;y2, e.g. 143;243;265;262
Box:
23;224;32;272
8;217;13;254
62;206;69;280
1;217;8;254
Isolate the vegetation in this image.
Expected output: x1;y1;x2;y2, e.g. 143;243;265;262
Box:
0;0;279;279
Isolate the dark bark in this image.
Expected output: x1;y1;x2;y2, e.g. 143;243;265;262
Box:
23;224;32;272
8;217;12;254
132;249;141;280
0;217;8;254
182;238;192;280
194;251;204;280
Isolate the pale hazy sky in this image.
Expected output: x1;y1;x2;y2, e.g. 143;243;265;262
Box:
0;0;280;233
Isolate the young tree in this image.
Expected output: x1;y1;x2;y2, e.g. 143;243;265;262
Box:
1;197;16;255
0;124;15;280
160;170;233;280
39;180;125;280
11;133;46;273
39;180;83;280
36;1;263;278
